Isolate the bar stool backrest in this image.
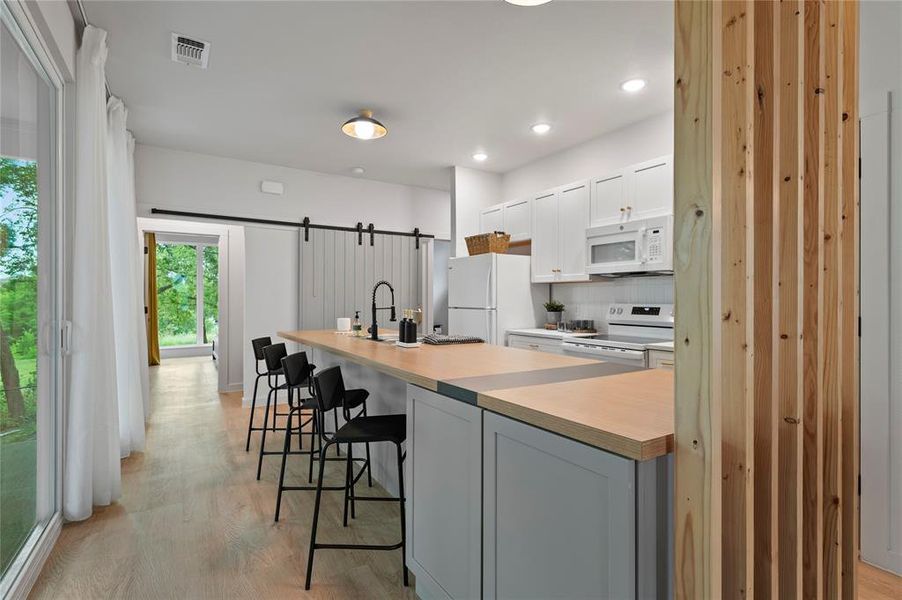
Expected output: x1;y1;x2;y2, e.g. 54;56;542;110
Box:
262;343;288;374
251;336;272;375
313;366;345;414
281;351;312;389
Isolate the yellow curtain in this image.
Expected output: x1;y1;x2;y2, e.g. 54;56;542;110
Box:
145;232;161;365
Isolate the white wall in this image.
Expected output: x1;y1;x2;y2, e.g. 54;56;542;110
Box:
242;225;300;405
450;166;502;257
24;1;77;81
135;144;450;237
859;0;902;576
500;111;673;203
860;0;901;101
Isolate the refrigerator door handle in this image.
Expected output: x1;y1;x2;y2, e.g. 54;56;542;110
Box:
485;263;493;309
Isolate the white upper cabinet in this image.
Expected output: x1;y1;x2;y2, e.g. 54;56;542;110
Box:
590;172;627;225
589;154;674;226
531;191;558;282
478;205;504;234
628;155;673;218
502;198;531;241
557;181;590;280
479;199;532;241
531;181;590;283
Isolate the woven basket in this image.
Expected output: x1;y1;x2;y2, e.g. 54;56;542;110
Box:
466;231;511;255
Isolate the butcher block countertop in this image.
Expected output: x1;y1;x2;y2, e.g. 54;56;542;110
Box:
278;330;674;460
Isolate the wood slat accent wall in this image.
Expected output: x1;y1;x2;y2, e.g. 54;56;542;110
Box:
673;1;859;598
298;229;422;330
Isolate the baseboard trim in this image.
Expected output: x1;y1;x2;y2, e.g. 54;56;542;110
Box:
160;345;213;359
2;512;62;600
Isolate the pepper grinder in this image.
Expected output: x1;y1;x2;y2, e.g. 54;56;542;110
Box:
399;317;411;343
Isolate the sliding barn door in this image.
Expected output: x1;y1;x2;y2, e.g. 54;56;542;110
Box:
298;229;423;330
673;1;859;598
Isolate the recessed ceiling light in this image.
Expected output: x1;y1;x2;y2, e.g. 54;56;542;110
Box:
620;78;647;93
350;166;366;175
472;152;488;162
504;0;552;5
341;110;387;140
531;123;552;135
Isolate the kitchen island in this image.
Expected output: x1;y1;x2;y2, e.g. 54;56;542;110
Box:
279;330;674;600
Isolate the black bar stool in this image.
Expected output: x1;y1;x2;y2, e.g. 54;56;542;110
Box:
274;351;320;519
274;353;373;522
244;336;272;452
304;366;408;590
255;342;297;480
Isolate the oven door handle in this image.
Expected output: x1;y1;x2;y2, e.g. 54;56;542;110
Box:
561;344;645;360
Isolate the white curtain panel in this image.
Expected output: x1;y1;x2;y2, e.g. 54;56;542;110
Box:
64;26;121;521
129;132;151;418
106;98;148;456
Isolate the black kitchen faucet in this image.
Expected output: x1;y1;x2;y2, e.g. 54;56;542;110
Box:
370;280;396;340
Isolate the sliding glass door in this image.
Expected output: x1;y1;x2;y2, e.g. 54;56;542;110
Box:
0;3;61;593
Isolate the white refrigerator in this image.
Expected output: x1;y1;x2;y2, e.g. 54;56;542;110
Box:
447;253;539;345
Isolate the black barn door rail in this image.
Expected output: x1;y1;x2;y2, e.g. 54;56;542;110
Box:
150;208;435;245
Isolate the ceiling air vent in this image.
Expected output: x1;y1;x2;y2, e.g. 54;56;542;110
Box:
171;33;210;69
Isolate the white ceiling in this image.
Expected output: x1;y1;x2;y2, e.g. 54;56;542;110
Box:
84;0;673;191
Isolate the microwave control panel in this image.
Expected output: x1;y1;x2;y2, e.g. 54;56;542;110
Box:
646;228;665;263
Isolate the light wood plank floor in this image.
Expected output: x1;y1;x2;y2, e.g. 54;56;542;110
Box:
859;561;902;600
31;357;416;599
28;357;902;599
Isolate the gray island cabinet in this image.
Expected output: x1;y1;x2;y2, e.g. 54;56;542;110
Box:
407;386;671;600
279;330;673;600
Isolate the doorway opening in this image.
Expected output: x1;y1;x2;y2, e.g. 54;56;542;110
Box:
138;217;243;395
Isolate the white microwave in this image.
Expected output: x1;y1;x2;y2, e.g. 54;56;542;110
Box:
585;215;673;275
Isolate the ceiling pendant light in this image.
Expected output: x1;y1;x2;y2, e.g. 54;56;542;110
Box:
341;110;388;140
504;0;552;6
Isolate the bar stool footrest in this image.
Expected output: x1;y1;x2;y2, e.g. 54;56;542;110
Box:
313;541;403;551
352;495;402;502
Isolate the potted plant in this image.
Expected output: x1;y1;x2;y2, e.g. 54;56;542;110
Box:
543;299;565;324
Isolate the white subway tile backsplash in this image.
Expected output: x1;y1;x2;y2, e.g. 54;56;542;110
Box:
547;275;674;332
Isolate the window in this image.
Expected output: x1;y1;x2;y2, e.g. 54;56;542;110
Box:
0;3;61;591
155;241;218;347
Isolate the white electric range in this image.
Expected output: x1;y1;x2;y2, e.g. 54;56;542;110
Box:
560;303;674;367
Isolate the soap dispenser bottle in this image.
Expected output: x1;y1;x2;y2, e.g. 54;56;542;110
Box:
352;311;363;337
